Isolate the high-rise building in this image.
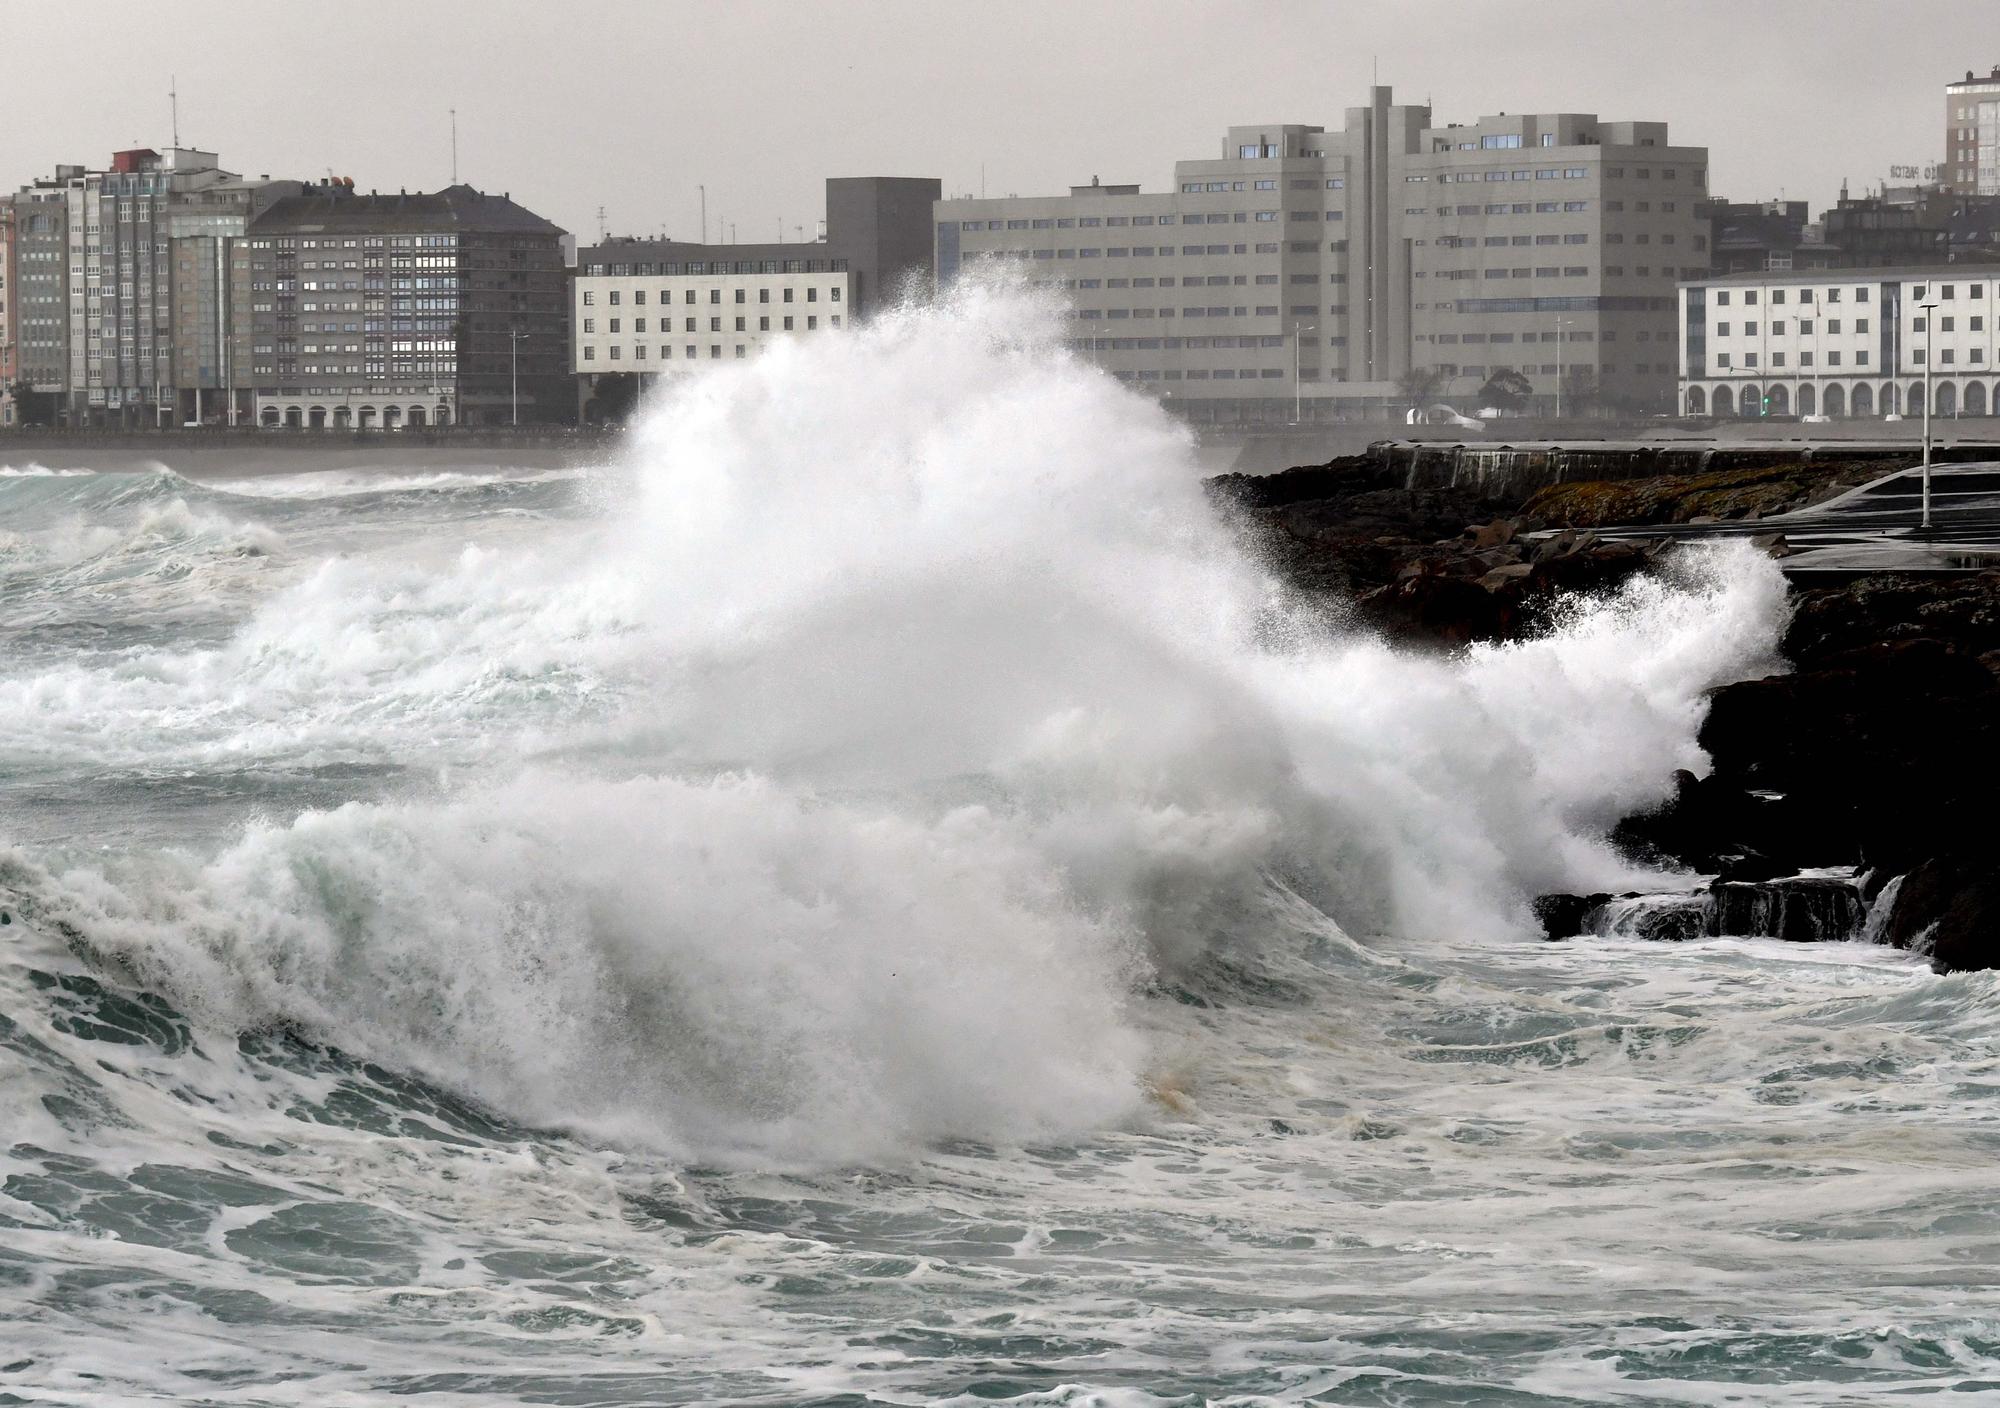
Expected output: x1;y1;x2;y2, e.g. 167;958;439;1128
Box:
4;151;306;426
0;196;16;426
7;172;73;421
1946;67;2000;196
569;176;939;409
236;183;570;428
935;86;1709;420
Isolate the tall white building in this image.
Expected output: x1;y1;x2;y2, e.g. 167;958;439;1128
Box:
1946;67;2000;196
1678;267;2000;418
936;85;1709;423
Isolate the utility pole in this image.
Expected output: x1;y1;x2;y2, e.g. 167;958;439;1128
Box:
1291;322;1316;423
699;185;706;244
509;328;528;427
169;76;180;147
450;108;458;184
1919;288;1937;529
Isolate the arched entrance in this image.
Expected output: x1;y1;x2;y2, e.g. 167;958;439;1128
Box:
383;406;403;429
1766;384;1790;415
1852;382;1874;417
1969;380;1991;417
407;406;427;428
359;406;377;429
1937;380;1958;416
307;406;327;430
1908;382;1925;416
333;407;352;428
435;404;452;426
1740;383;1762;416
1713;385;1735;416
284;407;303;429
1797;384;1816;416
1824;383;1846;418
261;406;281;428
1686;386;1707;415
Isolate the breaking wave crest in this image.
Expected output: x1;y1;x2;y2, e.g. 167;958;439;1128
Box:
0;281;1790;1166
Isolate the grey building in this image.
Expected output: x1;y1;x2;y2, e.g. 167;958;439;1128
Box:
570;176;939;412
1947;67;2000;196
6;173;73;416
238;182;570;428
936;86;1709;420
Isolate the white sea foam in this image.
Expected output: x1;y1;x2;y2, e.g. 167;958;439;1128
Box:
2;280;1790;1165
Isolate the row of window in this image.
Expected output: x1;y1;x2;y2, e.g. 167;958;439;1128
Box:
582;286;837;307
1713;318;1883;337
1713;350;1894;368
580;258;848;276
582;314;842;334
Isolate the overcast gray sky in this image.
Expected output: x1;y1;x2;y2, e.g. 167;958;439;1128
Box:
1;0;1988;244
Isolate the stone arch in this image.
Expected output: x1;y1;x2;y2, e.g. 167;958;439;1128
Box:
1908;381;1925;415
407;406;427;428
1937;379;1958;416
1685;385;1707;415
1968;380;1991;417
1713;385;1735;416
260;406;281;428
283;406;303;429
358;406;378;429
434;404;452;426
332;406;352;428
1824;382;1846;418
307;406;327;430
1766;384;1790;414
1852;382;1875;417
1797;383;1817;416
384;406;403;428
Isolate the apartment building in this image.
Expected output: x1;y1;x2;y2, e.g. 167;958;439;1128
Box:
570;176;939;404
0;197;15;426
237;183;570;428
1946;68;2000;196
7;175;70;418
935;86;1708;421
1678;267;2000;418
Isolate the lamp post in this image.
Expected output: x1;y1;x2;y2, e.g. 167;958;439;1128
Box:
508;328;528;427
1291;322;1316;424
1554;316;1573;419
1919;290;1937;529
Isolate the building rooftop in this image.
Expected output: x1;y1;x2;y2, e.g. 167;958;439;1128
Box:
251;183;563;236
1682;263;2000;287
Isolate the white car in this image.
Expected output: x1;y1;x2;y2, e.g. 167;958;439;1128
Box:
1883;413;1905;423
1801;414;1831;424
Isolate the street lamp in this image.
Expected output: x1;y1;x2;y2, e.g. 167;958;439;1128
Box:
1918;289;1938;529
1554;316;1574;419
508;328;529;427
1291;322;1316;424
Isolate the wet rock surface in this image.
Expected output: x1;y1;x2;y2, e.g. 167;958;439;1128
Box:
1212;453;2000;973
1209;456;1674;646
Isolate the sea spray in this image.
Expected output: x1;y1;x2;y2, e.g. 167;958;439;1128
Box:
1;280;1791;1166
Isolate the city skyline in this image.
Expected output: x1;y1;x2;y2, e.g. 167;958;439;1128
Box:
0;0;1988;249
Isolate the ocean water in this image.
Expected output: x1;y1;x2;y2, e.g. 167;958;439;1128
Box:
4;285;1999;1406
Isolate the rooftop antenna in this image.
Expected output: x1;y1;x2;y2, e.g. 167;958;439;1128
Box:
169;75;180;147
450;108;458;184
699;184;707;243
596;205;607;241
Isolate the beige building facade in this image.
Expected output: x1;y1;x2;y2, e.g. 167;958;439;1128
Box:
936;86;1708;421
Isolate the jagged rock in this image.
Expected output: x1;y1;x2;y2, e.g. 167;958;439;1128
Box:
1880;855;2000;972
1532;892;1608;940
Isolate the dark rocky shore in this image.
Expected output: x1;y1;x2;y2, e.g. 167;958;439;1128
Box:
1211;450;2000;974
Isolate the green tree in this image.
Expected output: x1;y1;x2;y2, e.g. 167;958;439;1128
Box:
1476;368;1533;414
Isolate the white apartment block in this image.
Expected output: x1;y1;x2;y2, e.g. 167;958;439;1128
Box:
1678;267;2000;419
574;264;850;372
936;85;1708;422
